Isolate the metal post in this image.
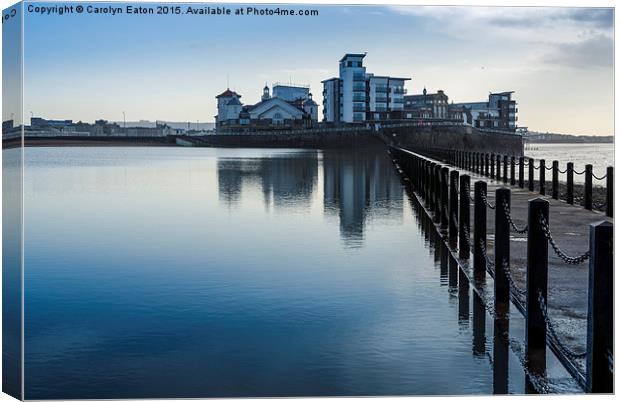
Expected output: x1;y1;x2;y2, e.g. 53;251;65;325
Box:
441;167;449;230
552;160;559;200
606;167;613;218
494;188;511;319
459;175;471;260
490;153;495;178
567;162;574;205
496;155;501;181
586;221;613;393
539;159;546;195
585;164;593;210
449;170;459;247
503;155;508;183
528;158;535;192
473;181;487;278
526;198;549;377
485;153;489;177
510;156;516;186
519;156;524;188
434;165;441;222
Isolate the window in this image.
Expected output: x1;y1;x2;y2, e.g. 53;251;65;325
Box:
347;61;352;67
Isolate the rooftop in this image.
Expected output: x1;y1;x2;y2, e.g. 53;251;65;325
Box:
339;53;367;62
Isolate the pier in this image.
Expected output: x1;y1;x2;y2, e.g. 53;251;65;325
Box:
389;146;613;393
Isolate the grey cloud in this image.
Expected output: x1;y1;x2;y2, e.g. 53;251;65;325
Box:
541;35;613;69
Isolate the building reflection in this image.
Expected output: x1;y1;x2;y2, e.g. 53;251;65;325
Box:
322;148;403;247
216;147;404;247
217;151;319;209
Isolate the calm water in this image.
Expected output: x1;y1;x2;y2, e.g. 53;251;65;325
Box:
525;143;614;184
22;146;531;398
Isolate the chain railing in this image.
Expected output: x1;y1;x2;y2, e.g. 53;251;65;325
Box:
388;146;614;392
480;189;496;209
539;213;590;264
537;290;588;360
501;258;527;296
501;199;528;234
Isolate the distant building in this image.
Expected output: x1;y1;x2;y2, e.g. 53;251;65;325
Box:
322;53;410;124
30;117;73;128
403;88;468;122
454;91;517;131
215;84;318;131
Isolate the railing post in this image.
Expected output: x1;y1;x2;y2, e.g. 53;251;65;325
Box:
485;153;490;177
552;160;559;200
586;221;613;393
490;153;495;178
502;155;508;183
510;156;516;186
526;198;549;377
449;170;459;247
539;159;546;195
585;164;593;210
441;167;449;230
518;156;524;188
606;167;613;218
528;158;535;192
459;175;471;259
496;155;501;181
494;188;511;319
567;162;574;205
434;164;441;222
473;181;487;278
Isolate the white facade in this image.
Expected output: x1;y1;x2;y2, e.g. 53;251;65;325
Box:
322;53;410;123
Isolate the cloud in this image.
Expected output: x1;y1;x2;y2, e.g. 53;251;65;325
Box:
387;6;613;43
541;35;614;69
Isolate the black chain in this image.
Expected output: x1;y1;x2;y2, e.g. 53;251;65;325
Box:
539;213;590;264
545;166;554;171
537;290;588;359
608;349;614;374
501;199;528;234
592;173;608;180
479;239;495;270
573;169;586;175
557;168;568;174
480;190;496;209
501;258;527;296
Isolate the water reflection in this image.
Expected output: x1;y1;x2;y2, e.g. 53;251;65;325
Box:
216;147;403;247
217;151;319;209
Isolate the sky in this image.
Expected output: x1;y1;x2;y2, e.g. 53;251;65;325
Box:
5;2;615;135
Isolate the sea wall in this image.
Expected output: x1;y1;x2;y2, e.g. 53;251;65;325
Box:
378;125;524;156
177;131;382;148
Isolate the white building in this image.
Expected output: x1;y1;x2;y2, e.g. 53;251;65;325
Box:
454;91;517;131
322;53;410;124
215;85;318;131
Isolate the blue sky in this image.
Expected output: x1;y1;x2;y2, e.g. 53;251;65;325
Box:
7;2;615;135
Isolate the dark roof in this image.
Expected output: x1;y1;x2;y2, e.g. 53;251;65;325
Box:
339;53;367;62
216;89;241;98
226;97;242;106
303;98;318;106
321;77;340;83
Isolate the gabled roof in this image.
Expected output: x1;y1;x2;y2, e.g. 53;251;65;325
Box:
216;89;241;99
248;97;305;118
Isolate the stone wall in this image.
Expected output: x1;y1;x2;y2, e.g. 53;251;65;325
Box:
379;125;524;156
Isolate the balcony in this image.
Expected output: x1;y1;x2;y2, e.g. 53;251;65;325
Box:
353;84;366;91
392;88;406;94
375;86;388;92
374;97;388;103
353;74;366;82
353;105;366;112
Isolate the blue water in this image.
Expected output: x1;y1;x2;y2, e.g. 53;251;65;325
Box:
22;146;526;398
